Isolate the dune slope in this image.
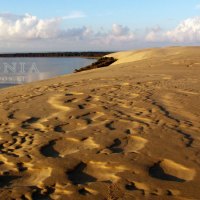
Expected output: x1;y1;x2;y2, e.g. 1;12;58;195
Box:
0;46;199;200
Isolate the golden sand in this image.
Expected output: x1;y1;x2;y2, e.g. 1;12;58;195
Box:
0;46;199;199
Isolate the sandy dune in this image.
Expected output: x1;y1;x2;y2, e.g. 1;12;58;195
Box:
0;46;199;199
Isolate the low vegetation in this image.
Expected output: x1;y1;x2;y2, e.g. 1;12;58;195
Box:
74;57;117;73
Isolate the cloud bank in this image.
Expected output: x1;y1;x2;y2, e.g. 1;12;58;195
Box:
0;13;200;52
0;13;137;51
146;17;200;43
0;13;135;41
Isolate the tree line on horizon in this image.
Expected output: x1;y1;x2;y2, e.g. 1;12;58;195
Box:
0;52;114;58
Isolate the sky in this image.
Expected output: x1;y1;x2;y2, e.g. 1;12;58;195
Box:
1;0;200;52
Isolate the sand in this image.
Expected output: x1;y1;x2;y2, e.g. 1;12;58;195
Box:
0;46;199;199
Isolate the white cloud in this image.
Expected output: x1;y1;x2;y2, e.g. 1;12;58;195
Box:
110;24;136;41
0;13;137;52
0;12;86;40
62;11;86;20
5;13;200;51
0;13;61;39
93;24;136;45
112;24;130;36
145;17;200;43
145;26;164;42
166;17;200;42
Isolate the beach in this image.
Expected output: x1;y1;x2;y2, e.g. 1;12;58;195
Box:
0;46;199;199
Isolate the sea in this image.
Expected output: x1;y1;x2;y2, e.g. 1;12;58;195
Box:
0;57;96;88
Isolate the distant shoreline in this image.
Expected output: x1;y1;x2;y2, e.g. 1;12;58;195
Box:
0;52;114;58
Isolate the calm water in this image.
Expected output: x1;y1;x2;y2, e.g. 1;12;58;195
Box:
0;57;96;88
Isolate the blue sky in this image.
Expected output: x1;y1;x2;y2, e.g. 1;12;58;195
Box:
0;0;200;52
1;0;199;28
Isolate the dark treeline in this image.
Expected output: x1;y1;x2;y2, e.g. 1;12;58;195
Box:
0;52;114;58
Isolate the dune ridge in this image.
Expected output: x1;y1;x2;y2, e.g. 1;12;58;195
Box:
0;46;199;199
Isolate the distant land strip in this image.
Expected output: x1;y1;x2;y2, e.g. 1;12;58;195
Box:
0;52;114;58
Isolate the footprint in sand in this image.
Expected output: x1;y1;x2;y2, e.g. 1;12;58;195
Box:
48;94;71;112
85;161;129;183
0;174;20;187
67;162;97;185
126;181;150;195
0;154;18;173
149;159;196;182
61;137;100;156
125;135;148;154
82;137;100;150
23;94;73;132
31;92;102;133
46;94;72;121
51;183;74;199
108;138;123;153
40;140;60;158
15;166;53;187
